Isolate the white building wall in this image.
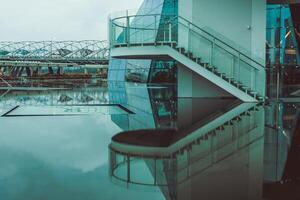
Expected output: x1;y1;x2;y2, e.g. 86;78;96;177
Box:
178;63;233;98
178;0;266;62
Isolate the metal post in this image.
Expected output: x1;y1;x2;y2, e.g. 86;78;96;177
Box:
210;134;214;164
154;158;157;185
276;67;280;100
238;53;241;82
231;55;234;78
164;22;166;42
154;15;157;45
109;19;112;46
126;10;130;46
127;155;131;183
251;68;254;91
111;19;115;47
188;22;191;53
210;39;215;66
169;22;172;43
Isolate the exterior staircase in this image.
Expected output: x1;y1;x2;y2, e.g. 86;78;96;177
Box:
109;14;266;102
170;43;264;101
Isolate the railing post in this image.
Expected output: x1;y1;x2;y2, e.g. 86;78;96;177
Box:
154;15;157;45
169;21;172;43
127;155;131;183
110;19;115;47
231;55;234;78
154;158;157;185
238;53;241;83
164;22;166;43
249;68;253;91
188;22;191;53
126;10;130;46
210;39;215;66
142;30;144;46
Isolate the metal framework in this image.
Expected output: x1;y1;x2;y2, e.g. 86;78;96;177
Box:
0;40;109;64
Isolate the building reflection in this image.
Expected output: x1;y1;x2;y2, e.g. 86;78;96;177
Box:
108;85;300;200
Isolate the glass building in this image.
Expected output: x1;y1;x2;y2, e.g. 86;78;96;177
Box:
108;0;300;102
108;0;178;84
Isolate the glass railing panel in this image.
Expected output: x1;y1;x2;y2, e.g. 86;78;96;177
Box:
111;20;127;45
110;13;265;96
176;16;265;95
212;44;236;76
189;29;212;64
130;158;156;185
129;15;158;45
203;26;266;65
110;152;129;182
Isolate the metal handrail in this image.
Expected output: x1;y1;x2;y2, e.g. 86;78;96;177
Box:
110;13;265;70
178;16;265;69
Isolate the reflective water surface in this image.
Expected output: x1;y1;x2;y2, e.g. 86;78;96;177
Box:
0;82;299;200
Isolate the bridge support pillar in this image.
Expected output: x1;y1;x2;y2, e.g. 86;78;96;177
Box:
48;67;54;75
33;67;40;76
57;67;64;75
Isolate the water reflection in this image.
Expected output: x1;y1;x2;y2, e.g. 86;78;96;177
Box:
0;83;299;200
109;99;265;200
108;85;300;200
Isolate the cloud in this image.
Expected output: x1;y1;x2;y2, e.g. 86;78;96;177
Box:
0;0;142;41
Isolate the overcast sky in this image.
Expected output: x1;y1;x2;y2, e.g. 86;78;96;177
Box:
0;0;142;41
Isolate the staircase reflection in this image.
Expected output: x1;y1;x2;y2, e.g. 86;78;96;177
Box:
109;98;265;200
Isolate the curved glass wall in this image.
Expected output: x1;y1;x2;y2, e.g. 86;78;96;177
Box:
109;102;264;200
108;0;178;83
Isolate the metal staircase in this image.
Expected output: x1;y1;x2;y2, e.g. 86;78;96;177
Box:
170;43;264;101
110;13;266;102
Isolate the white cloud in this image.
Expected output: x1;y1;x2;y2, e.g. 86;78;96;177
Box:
0;0;142;41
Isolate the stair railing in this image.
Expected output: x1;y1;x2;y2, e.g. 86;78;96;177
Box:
110;13;266;96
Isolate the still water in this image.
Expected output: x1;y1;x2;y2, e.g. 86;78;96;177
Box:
0;81;299;200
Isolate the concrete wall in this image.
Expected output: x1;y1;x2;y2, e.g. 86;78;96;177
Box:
175;107;265;200
178;0;266;62
177;64;233;98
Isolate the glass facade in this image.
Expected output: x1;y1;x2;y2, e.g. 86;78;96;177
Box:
266;4;300;99
108;0;178;129
108;0;178;84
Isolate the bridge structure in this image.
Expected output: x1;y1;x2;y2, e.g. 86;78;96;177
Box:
0;87;109;107
0;40;110;77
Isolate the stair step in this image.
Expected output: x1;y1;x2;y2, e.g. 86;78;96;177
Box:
232;81;243;87
200;62;209;67
173;47;262;100
257;95;265;101
176;47;185;53
191;57;201;63
219;73;227;78
216;126;225;131
225;76;235;82
206;65;216;71
241;111;251;116
224;121;234;126
186;52;193;58
249;90;258;94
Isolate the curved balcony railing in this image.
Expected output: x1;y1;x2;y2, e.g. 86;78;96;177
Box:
109;122;261;188
109;13;266;97
109;104;262;188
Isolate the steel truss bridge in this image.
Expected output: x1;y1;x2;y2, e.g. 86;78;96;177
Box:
0;40;109;77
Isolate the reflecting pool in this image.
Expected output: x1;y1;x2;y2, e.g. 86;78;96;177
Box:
0;82;299;200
